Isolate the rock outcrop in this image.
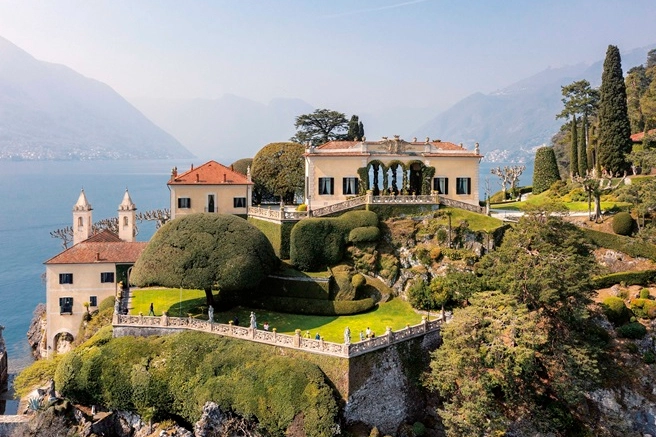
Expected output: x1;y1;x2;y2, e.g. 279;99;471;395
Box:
26;303;46;359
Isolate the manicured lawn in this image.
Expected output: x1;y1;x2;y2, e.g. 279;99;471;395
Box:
130;288;424;343
430;207;504;233
492;200;628;212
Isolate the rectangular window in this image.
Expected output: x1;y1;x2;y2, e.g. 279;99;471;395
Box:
456;177;472;195
433;177;449;195
90;296;98;307
319;177;334;195
177;197;191;209
100;272;114;283
233;197;246;208
59;297;73;314
342;177;359;195
59;273;73;284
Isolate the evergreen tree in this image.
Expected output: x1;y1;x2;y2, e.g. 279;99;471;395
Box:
570;115;579;178
598;45;632;174
625;66;649;133
532;147;561;194
578;115;588;176
346;115;360;140
358;121;365;140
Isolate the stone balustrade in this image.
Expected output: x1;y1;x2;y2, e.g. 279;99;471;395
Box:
113;313;443;358
247;206;309;221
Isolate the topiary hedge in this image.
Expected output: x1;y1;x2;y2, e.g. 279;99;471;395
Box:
592;270;656;288
349;226;381;243
55;331;338;437
612;212;636;236
581;228;656;261
247;295;376;316
290;211;378;271
601;296;632;326
264;276;332;300
532;147;561;194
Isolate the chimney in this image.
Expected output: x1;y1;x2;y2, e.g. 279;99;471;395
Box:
196;174;200;183
223;173;227;183
95;252;101;261
191;164;194;170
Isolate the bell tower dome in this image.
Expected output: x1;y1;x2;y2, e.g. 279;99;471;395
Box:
118;189;137;242
72;189;92;245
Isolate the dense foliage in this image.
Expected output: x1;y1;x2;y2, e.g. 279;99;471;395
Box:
427;213;605;436
290;210;378;271
251;142;305;204
532;147;561;194
292;109;349;146
54;331;338;437
131;214;278;308
598;45;632;174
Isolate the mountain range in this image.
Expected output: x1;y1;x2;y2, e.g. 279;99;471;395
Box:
1;35;654;163
415;45;655;162
0;36;192;160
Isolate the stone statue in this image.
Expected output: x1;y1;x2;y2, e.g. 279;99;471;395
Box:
208;306;214;323
344;326;351;344
250;311;257;329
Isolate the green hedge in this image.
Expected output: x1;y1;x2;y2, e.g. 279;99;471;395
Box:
265;276;332;300
612;212;635;236
349;226;381;243
581;228;656;261
533;147;561;194
55;332;338;437
248;295;376;316
592;270;656;288
248;217;295;259
290;211;378;271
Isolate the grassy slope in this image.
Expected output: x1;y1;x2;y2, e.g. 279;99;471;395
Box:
490;189;630;212
431;207;504;232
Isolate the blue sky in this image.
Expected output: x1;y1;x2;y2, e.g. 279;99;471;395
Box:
0;0;654;114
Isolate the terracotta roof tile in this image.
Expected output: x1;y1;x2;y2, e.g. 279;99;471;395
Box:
45;234;147;264
168;160;252;185
631;129;656;142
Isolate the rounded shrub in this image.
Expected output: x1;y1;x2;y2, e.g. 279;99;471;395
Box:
640;288;651;299
296;203;307;211
644;351;656;364
612;212;635;236
616;322;647;339
349;226;380;243
630;298;656;319
601;297;632;326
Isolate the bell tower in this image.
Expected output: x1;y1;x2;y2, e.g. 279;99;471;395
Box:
73;189;92;245
118;189;137;242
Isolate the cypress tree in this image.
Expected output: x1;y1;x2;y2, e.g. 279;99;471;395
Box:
532;147;561;194
347;115;360;140
578;115;588;176
570;115;579;178
598;45;632;174
358;121;365;141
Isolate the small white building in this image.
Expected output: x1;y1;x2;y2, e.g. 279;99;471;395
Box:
44;190;146;356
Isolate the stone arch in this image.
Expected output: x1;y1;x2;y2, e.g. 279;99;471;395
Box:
406;160;425;195
367;160;387;195
387;160;406;195
51;330;75;355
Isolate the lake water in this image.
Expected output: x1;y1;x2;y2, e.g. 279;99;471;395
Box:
0;157;533;374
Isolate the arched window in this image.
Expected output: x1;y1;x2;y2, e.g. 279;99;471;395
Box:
77;217;83;227
123;216;129;226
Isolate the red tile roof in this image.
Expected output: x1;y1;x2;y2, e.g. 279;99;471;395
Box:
631;129;656;142
168;160;252;185
45;231;147;265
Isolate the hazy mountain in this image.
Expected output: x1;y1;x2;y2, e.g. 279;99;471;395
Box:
415;45;656;162
131;95;314;164
0;36;192;160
